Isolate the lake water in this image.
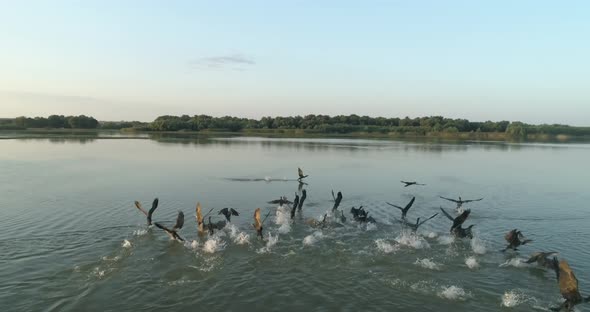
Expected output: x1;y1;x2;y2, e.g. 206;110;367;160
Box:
1;135;589;311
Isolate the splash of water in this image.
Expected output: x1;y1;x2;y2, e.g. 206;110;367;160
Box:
275;205;291;234
501;290;537;307
227;224;250;245
414;258;441;270
202;236;226;254
499;258;530;268
437;235;455;245
303;231;323;246
470;236;487;254
133;229;147;236
427;232;438;239
257;232;279;254
375;239;399;254
122;240;132;248
395;231;430;249
438;286;469;301
465;256;479;269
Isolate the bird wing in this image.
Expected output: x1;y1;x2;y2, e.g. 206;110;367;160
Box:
404;197;416;213
230;208;239;216
439;196;460;204
154;222;172;234
219;208;229;217
196;202;203;224
134;201;148;216
558;260;580;299
254;208;262;230
173;211;184;230
298;167;304;178
331;190;336;201
148;198;159;219
463;198;484;203
386;202;404;210
418;213;439;226
524;252;543;264
453;209;471;228
439;207;454;221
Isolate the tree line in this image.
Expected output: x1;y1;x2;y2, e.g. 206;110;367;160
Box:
1;114;589;137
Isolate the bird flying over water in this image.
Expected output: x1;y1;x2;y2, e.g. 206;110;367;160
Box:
332;190;343;212
439;196;483;210
502;229;532;251
551;259;590;311
253;208;263;238
525;252;559;270
386;196;416;220
154;211;185;241
219;208;239;222
134;198;159;226
397;213;439;232
440;207;475;239
196;202;205;234
298;167;308;181
268;196;292;206
291;194;300;219
400;181;426;187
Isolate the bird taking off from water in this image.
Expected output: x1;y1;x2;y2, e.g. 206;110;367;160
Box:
219;208;239;222
550;259;590;311
502;229;532;251
440;207;475;239
268;196;292;206
154;211;185;241
386;197;416;220
298;189;307;211
253;208;271;239
134;198;159;226
332;190;343;212
400;181;426;187
525;252;559;270
298;167;308;181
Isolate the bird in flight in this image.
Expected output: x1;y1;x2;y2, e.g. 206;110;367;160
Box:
219;208;239;222
439;207;475;239
332;190;343;212
134;198;159;226
386;196;416;220
154;211;185;242
298;167;309;181
253;208;271;239
400;181;426;187
524;252;559;270
502;229;532;252
439;196;483;210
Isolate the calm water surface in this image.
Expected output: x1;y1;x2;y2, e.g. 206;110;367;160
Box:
1;135;589;311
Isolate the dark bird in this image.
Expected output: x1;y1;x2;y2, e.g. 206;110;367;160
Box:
154;211;185;241
268;196;292;206
253;208;263;239
401;181;426;187
298;167;308;181
386;197;416;220
397;213;439;232
291;194;300;219
340;210;346;223
219;208;239;222
298;189;307;211
207;216;215;235
134;198;159;226
524;252;559;270
332;190;343;212
439;196;483;210
350;206;376;223
439;207;475;239
502;229;532;251
550;259;590;311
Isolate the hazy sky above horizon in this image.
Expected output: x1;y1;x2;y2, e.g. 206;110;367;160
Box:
1;1;589;125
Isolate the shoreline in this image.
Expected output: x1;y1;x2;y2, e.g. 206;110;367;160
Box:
1;128;589;143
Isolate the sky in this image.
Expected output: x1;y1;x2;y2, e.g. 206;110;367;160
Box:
1;1;589;125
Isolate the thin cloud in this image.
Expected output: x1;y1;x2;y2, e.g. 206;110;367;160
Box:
190;54;256;70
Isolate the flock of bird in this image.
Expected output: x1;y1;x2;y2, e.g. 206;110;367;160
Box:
132;167;588;311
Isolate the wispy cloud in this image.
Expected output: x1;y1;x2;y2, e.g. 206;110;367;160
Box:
189;54;256;70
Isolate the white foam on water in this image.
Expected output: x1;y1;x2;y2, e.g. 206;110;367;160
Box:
375;239;399;254
275;205;292;234
438;286;469;301
414;258;441;270
303;231;323;246
202;236;226;254
227;224;250;245
189;240;199;249
499;258;530;268
122;240;132;248
257;232;279;254
470;236;487;254
427;232;438;239
133;229;148;236
501;290;538;308
465;256;479;269
395;231;430;249
365;223;377;231
437;235;455;245
101;255;121;262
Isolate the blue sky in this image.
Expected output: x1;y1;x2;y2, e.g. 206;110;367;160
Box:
1;1;589;125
